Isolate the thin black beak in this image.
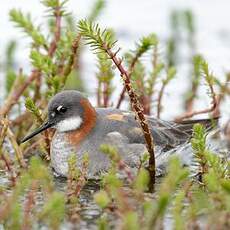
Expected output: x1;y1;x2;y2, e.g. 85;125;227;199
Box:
20;121;54;144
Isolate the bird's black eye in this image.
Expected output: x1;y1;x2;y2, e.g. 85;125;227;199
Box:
56;106;67;113
59;107;67;113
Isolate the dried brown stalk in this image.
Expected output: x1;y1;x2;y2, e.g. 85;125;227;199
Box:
6;124;27;168
0;119;9;149
224;120;230;143
175;98;218;122
115;188;133;214
34;3;63;108
0;8;64;164
103;45;156;191
0;150;17;187
61;34;81;85
0;118;26;168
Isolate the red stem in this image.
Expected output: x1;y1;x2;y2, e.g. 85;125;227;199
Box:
104;45;155;191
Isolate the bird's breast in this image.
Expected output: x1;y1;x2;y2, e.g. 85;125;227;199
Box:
50;131;76;176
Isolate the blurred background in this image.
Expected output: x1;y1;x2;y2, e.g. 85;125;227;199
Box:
1;0;230;120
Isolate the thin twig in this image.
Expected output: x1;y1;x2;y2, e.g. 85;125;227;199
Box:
0;118;26;168
48;4;62;57
116;86;126;109
0;119;9;149
0;70;41;116
116;49;144;109
11;112;31;126
6;125;27;168
224;119;230;142
175;97;218;122
175;74;219;122
0;150;17;187
146;45;159;115
157;83;165;119
213;73;230;117
185;81;199;114
61;34;81;85
104;44;156;191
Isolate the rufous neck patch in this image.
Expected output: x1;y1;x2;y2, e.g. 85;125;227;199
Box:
67;99;97;146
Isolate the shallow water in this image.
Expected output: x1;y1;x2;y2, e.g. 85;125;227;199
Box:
0;169;101;229
0;133;229;229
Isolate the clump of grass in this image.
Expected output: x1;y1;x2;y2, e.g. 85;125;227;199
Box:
94;125;229;229
0;157;65;229
66;153;89;223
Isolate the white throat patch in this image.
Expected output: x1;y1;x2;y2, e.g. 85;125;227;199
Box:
55;116;83;132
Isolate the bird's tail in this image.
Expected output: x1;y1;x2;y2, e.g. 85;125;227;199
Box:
174;116;219;137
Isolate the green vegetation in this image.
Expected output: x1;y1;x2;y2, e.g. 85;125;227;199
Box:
0;1;229;229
